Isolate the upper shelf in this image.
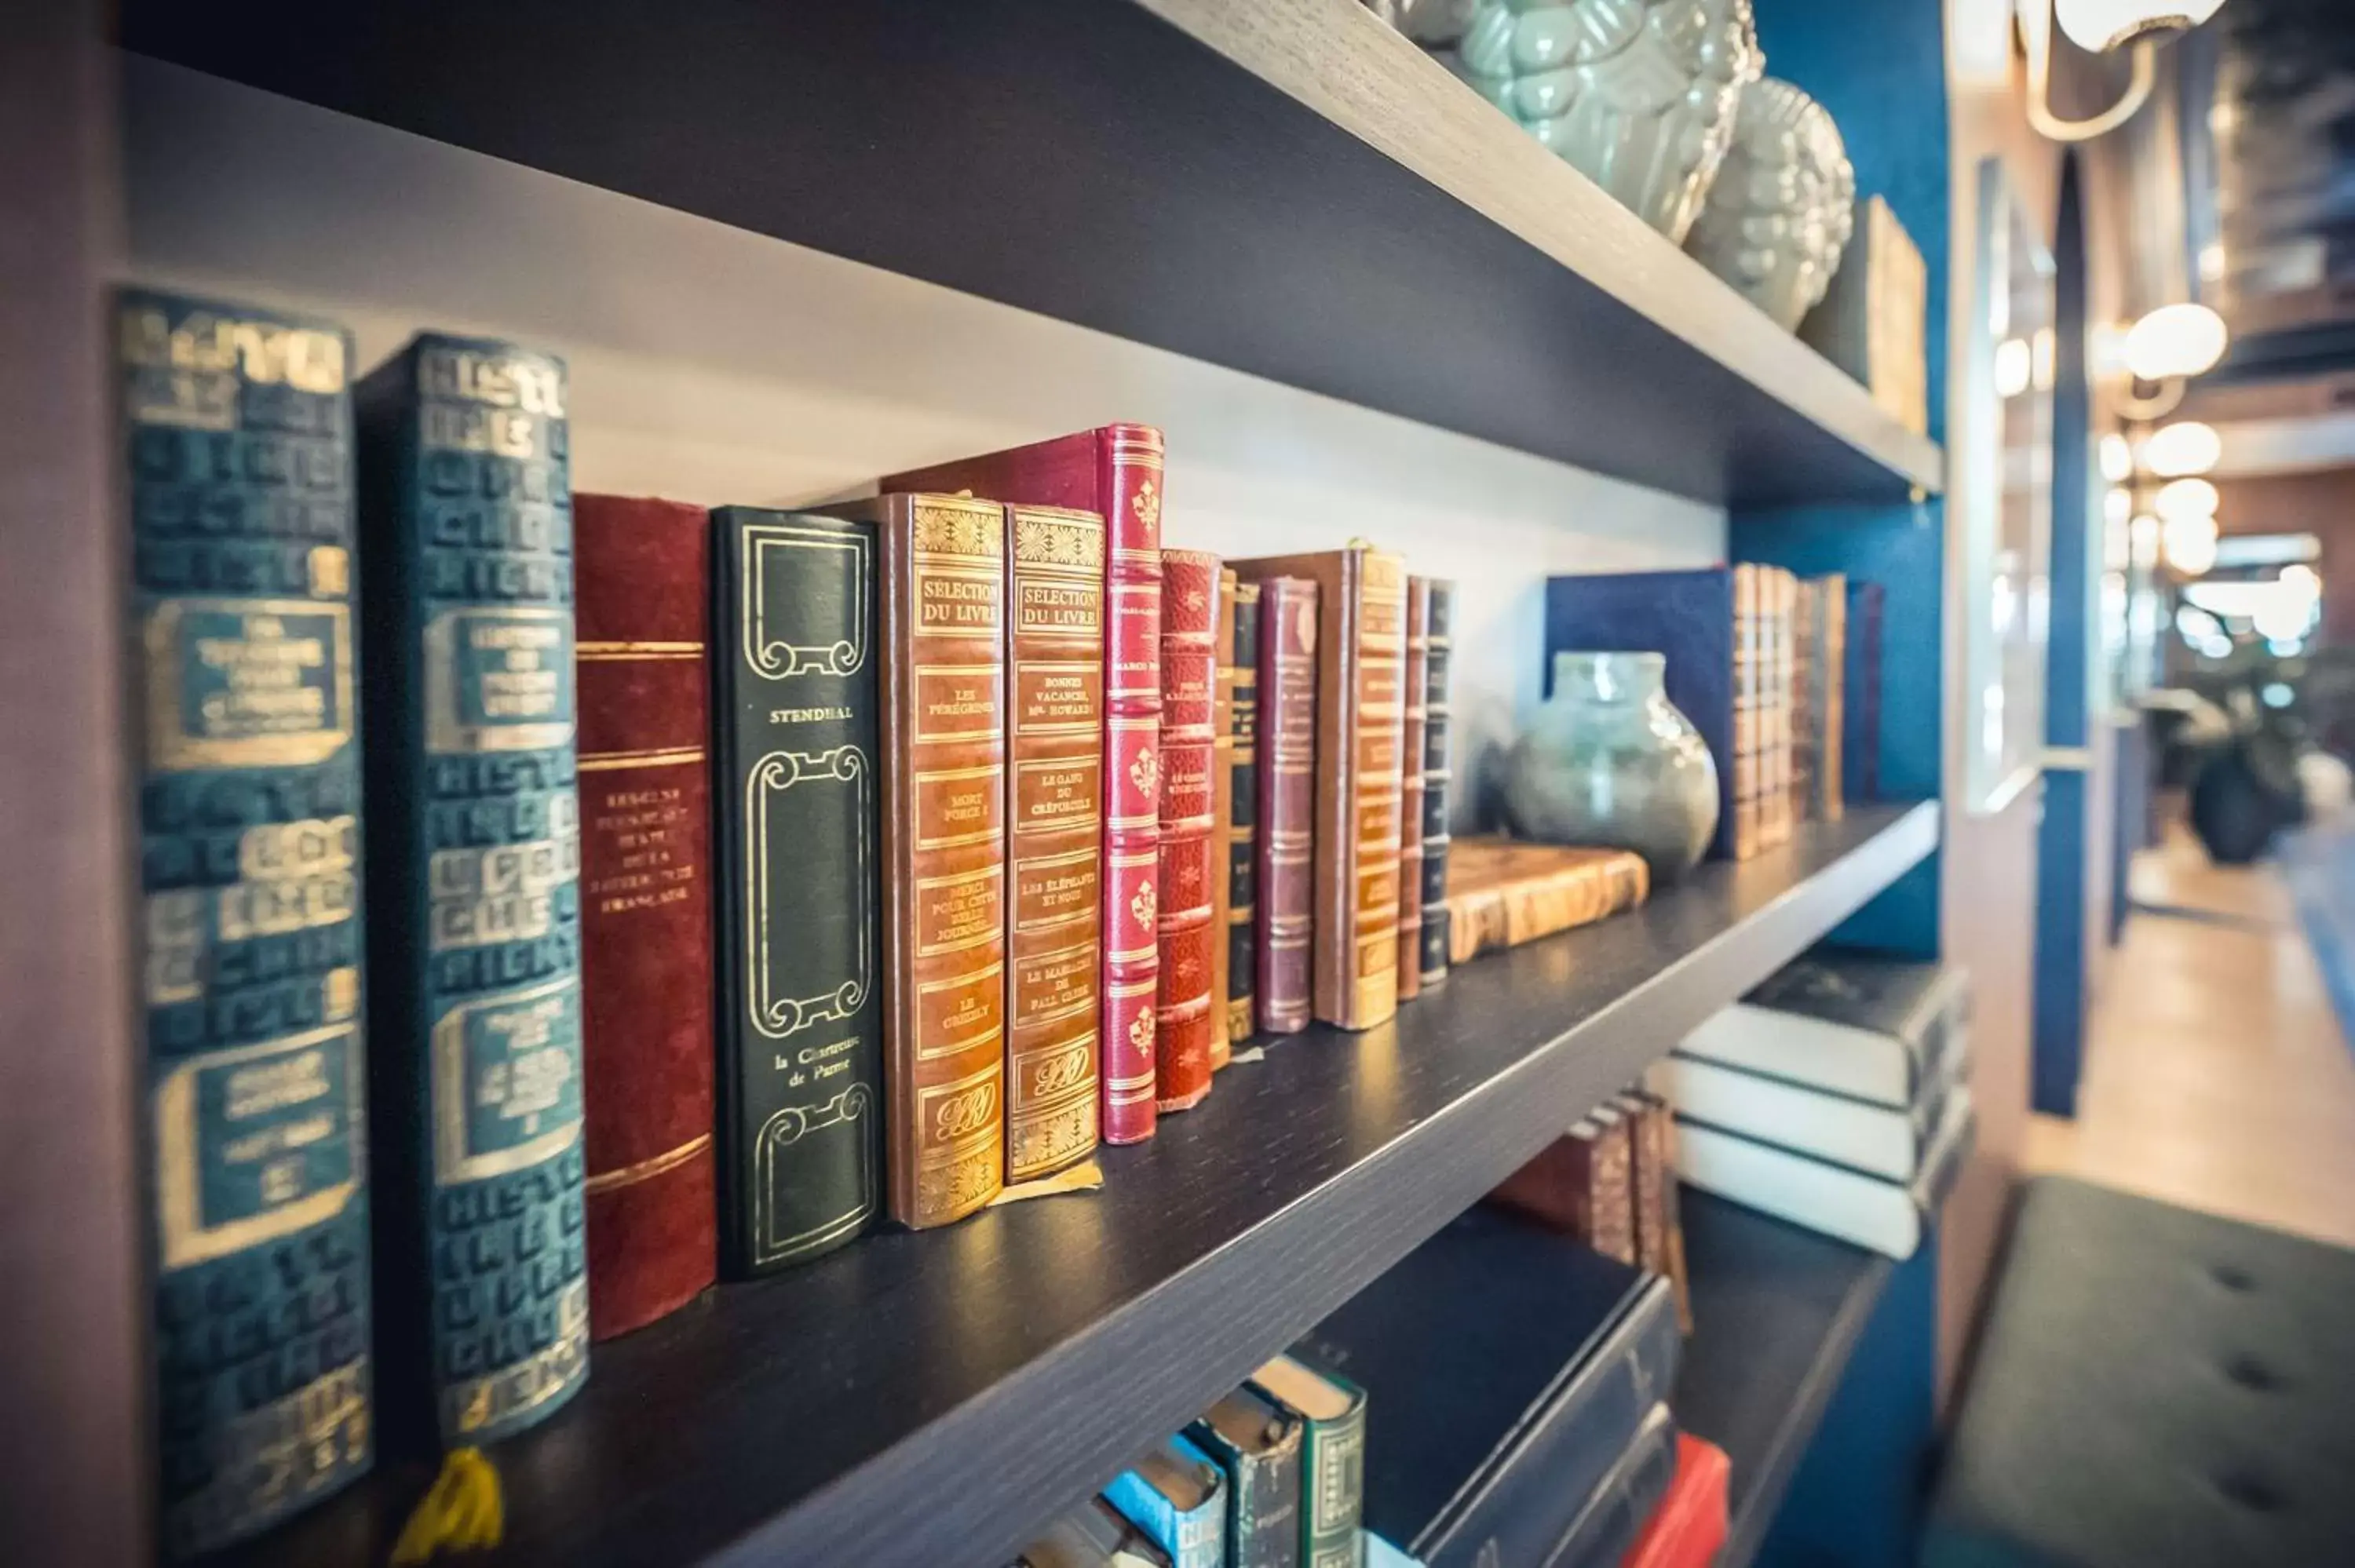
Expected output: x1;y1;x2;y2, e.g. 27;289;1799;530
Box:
119;0;1944;510
218;802;1936;1568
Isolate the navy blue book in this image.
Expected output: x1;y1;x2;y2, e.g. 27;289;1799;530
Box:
1543;1402;1677;1568
1298;1206;1679;1568
356;334;589;1451
122;291;375;1557
1543;568;1746;860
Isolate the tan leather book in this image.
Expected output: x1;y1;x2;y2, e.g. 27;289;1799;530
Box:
826;493;1007;1227
1486;1116;1635;1264
1229;548;1408;1030
1441;838;1650;966
1396;576;1430;1003
1207;569;1238;1069
1003;504;1105;1182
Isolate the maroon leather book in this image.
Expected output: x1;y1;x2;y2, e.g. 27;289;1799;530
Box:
573;494;718;1340
1156;549;1221;1111
885;427;1165;1143
1254;578;1319;1035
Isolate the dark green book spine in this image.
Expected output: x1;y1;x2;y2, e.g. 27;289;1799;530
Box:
1302;1397;1367;1568
125;290;374;1556
357;334;588;1449
709;508;883;1273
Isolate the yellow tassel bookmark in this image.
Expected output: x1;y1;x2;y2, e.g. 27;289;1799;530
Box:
389;1447;506;1565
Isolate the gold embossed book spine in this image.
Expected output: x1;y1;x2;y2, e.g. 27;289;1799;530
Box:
1156;549;1223;1111
849;492;1008;1226
1208;570;1239;1069
1004;505;1106;1180
126;291;373;1555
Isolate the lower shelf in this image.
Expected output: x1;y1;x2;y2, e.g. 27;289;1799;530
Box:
1673;1193;1897;1568
221;802;1935;1568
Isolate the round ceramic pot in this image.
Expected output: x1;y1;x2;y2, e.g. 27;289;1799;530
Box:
1459;0;1762;244
1686;76;1857;330
1501;650;1720;882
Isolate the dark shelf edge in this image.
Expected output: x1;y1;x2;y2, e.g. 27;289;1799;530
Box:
1729;1258;1890;1568
723;804;1939;1566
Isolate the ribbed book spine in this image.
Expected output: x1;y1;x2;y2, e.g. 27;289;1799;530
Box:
1004;504;1105;1180
710;508;882;1272
574;495;717;1338
1818;574;1847;821
1255;578;1318;1035
1207;571;1238;1070
1395;578;1429;1002
1101;437;1166;1141
1227;581;1262;1043
356;334;588;1450
1732;564;1762;861
1156;549;1222;1112
1418;581;1455;987
125;292;373;1556
875;494;1008;1225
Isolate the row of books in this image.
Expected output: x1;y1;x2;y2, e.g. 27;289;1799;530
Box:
1544;563;1885;861
1657;954;1975;1260
128;290;1520;1555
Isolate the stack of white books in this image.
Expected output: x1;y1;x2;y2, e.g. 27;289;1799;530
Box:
1656;955;1974;1260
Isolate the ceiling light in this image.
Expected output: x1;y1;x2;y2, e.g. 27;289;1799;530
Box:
2153;476;2219;522
2123;302;2229;381
2105;486;2132;527
2099;433;2134;482
2163;511;2218;575
2130;513;2160;571
2056;0;2227;54
2141;420;2222;478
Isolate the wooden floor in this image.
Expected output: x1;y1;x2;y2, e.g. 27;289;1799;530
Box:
2025;826;2355;1249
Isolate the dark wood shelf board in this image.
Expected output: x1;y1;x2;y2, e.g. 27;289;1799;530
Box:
1673;1193;1896;1568
119;0;1941;509
219;802;1933;1568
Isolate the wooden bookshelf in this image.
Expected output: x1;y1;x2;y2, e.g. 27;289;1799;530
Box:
118;0;1941;509
214;804;1935;1568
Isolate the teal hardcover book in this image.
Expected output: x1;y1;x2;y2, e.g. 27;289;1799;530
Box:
122;290;374;1555
1105;1433;1231;1568
356;333;589;1449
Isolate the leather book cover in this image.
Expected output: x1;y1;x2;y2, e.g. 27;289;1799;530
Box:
1486;1115;1636;1263
1619;1089;1670;1285
1622;1433;1730;1568
1547;1402;1678;1568
1188;1384;1305;1568
1732;564;1760;859
885;426;1165;1143
1254;578;1319;1036
1440;839;1649;965
1295;1208;1677;1568
356;334;588;1454
1005;503;1105;1180
1227;581;1262;1043
1543;568;1744;860
1766;567;1796;848
574;495;717;1336
710;507;882;1274
1208;571;1238;1068
1418;580;1455;989
1247;1355;1368;1568
123;292;374;1555
1156;549;1221;1112
1846;579;1884;803
1817;574;1847;819
1395;577;1429;1002
1230;549;1408;1031
1790;578;1820;825
825;493;1008;1227
1104;1433;1230;1568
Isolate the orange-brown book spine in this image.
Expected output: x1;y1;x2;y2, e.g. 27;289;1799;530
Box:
1156;549;1221;1110
846;493;1007;1227
1441;840;1652;965
1230;549;1407;1030
1004;505;1105;1181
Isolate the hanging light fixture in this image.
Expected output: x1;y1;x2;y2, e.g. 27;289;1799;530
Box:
2123;302;2229;381
2153;476;2220;522
2162;510;2219;576
2141;420;2222;478
2056;0;2227;53
2099;432;2134;482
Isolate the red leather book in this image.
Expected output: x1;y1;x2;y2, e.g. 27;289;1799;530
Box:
573;494;718;1340
1620;1434;1729;1568
885;427;1164;1143
1396;576;1429;1001
1254;577;1319;1035
1156;549;1221;1112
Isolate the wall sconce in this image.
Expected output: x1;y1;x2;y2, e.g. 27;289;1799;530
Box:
2022;0;2232;144
2141;420;2222;478
2109;301;2230;419
2152;475;2220;523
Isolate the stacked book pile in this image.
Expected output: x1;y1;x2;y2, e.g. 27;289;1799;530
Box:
1658;954;1975;1260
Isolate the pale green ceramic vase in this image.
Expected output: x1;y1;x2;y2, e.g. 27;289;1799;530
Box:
1502;651;1720;882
